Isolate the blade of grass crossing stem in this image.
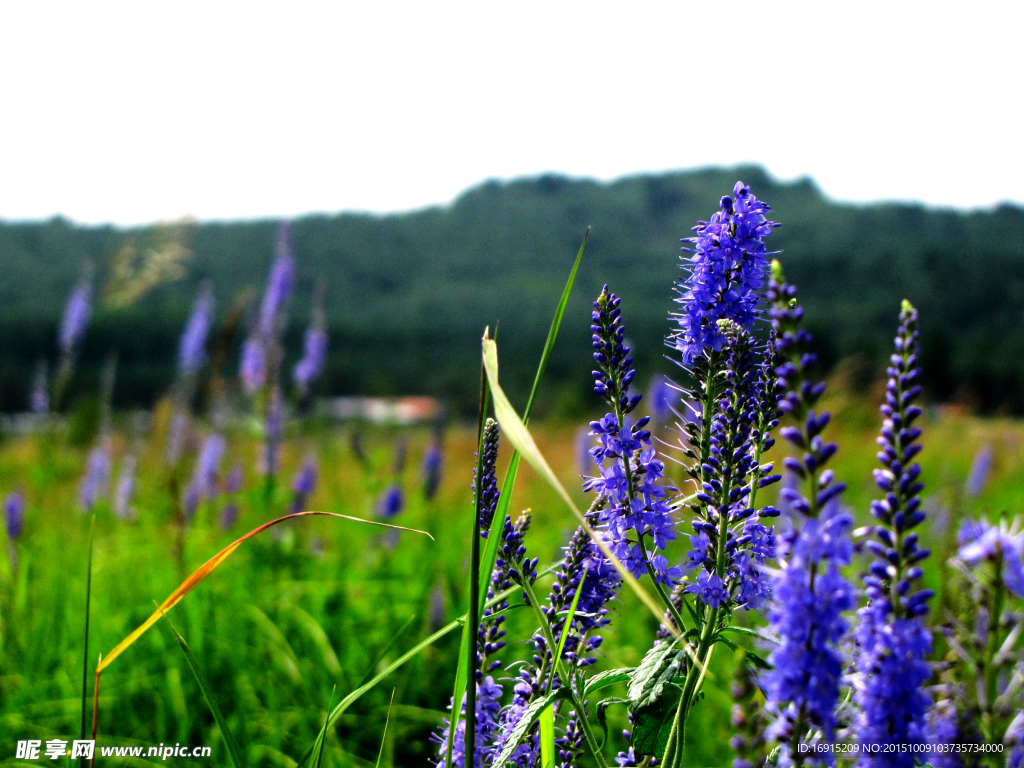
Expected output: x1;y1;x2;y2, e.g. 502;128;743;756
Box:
548;568;586;694
539;705;556;768
80;515;94;767
375;689;396;768
449;234;589;768
446;355;491;768
311;687;336;768
295;580;537;768
482;335;681;638
159;609;245;768
477;229;587;613
98;511;430;672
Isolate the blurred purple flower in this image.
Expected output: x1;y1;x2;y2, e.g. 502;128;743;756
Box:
239;337;266;394
259;392;285;477
958;517;1024;596
219;463;243;531
166;409;189;466
5;492;25;541
59;278;92;356
421;440;444;500
80;442;111;512
293;325;327;397
193;434;226;497
645;375;678;424
225;462;243;494
376;484;404;518
113;455;137;520
259;223;295;339
178;285;215;376
965;444;993;498
289;454;319;515
183;481;201;523
30;363;48;414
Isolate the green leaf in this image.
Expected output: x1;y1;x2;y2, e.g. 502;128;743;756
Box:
627;639;685;712
159;611;245;768
491;687;573;767
595;698;629;749
631;684;683;760
718;635;739;652
744;651;774;671
583;668;634;696
539;704;556;768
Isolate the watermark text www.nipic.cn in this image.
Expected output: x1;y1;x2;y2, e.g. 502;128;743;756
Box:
15;740;212;760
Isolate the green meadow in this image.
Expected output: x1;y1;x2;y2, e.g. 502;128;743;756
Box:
0;386;1013;766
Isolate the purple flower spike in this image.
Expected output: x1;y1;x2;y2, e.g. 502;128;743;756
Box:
60;277;92;356
5;492;25;541
289;454;319;515
239;337;266;394
421;440;444;500
178;285;215;376
376;484;404;518
193;434;226;497
293;323;327;397
645;374;678;425
114;456;137;520
80;441;111;512
259;222;295;339
965;443;993;498
671;182;778;364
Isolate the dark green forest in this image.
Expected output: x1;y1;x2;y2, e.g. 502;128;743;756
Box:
3;165;1023;414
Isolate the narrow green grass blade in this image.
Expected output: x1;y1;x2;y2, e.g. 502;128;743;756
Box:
548;568;586;694
312;687;336;768
79;514;94;767
478;229;589;613
375;689;395;768
482;336;681;636
159;610;245;768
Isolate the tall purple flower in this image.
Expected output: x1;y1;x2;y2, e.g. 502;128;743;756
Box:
113;455;137;520
30;363;48;414
80;439;112;512
646;374;678;425
239;337;266;394
259;222;295;339
288;454;318;515
670;182;778;364
259;392;285;477
5;492;25;541
193;434;226;497
853;301;933;766
59;277;92;356
375;484;404;518
683;322;780;613
582;286;680;585
178;285;215;376
421;440;444;500
220;463;243;530
762;267;856;758
293;304;327;397
965;444;993;498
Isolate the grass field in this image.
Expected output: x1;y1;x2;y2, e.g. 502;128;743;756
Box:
0;384;1015;766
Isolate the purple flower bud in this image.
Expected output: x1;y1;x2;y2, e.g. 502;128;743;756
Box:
113;455;137;520
421;440;444;500
5;492;25;541
375;484;404;519
59;278;92;355
239;337;266;394
178;285;215;375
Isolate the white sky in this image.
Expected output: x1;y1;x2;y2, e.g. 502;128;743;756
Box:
1;1;1021;225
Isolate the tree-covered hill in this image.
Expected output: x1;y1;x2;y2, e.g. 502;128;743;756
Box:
3;165;1023;413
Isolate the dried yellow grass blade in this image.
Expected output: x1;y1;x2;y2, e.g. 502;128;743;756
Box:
98;511;432;672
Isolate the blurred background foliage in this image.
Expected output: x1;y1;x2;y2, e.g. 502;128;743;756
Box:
3;164;1024;415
